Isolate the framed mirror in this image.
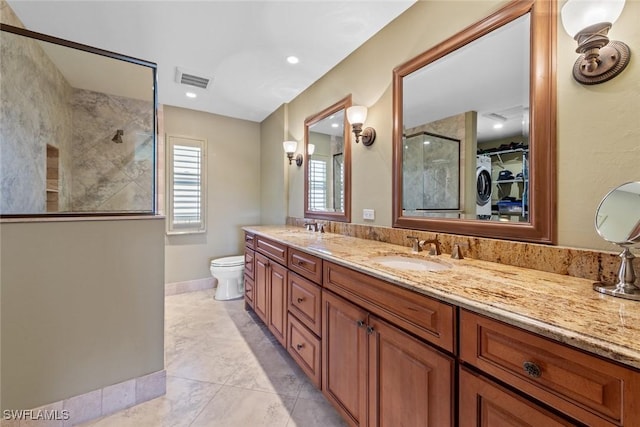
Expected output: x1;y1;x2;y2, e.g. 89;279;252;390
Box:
304;95;352;222
392;0;556;243
0;24;157;218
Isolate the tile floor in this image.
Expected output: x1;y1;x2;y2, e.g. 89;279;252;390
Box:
81;290;347;427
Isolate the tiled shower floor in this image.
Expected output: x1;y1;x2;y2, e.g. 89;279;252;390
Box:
81;290;347;427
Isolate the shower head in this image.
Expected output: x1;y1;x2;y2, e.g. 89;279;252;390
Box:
112;129;124;143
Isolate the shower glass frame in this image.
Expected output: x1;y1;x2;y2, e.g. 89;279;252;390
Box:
0;23;159;218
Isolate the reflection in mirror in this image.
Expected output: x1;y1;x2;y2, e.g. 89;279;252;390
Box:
403;132;460;212
0;25;157;217
304;95;351;222
593;182;640;300
393;0;556;243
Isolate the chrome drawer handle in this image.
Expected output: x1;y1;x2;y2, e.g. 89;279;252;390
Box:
297;297;305;303
523;361;542;378
296;343;304;350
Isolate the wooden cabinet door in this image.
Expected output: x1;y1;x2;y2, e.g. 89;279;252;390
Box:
322;291;368;427
368;315;454;427
459;367;578;427
268;261;287;346
254;252;269;324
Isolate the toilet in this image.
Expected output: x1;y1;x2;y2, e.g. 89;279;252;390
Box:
210;255;245;300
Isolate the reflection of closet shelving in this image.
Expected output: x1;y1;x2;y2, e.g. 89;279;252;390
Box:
488;147;528;217
46;144;59;212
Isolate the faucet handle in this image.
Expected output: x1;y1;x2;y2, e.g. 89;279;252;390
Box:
427;242;441;256
451;242;469;259
407;236;421;252
318;223;325;233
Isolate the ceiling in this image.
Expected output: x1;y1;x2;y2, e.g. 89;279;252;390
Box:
8;0;415;123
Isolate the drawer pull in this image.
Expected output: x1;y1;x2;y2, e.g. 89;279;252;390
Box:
357;320;365;328
523;361;542;378
297;297;305;303
297;260;306;265
296;343;305;350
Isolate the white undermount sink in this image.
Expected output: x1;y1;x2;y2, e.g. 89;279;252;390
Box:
371;255;452;272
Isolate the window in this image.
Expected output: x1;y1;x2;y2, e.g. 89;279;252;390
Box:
167;135;206;234
309;158;327;211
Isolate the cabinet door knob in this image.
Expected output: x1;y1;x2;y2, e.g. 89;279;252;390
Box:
297;297;305;303
523;361;542;378
296;343;304;350
366;326;375;335
356;320;365;328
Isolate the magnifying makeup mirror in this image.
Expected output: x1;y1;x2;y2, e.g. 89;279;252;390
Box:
593;181;640;300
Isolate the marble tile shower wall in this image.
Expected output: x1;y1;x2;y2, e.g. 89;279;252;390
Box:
70;89;154;212
286;217;638;286
403;113;467;211
0;23;73;213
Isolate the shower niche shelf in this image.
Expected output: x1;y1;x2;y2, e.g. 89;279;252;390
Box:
46;144;59;212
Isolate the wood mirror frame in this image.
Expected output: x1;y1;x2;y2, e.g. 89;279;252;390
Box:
392;0;556;244
304;95;352;222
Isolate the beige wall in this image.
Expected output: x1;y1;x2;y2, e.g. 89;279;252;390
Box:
163;106;261;283
266;0;640;251
0;218;165;410
260;104;288;225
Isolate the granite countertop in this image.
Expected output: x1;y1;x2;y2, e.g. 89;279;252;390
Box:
243;225;640;370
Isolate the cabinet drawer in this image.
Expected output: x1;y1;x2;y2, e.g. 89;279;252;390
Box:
244;232;255;249
244;248;255;280
255;235;287;265
459;367;577;427
323;261;455;353
288;248;322;284
288;272;322;336
244;274;254;308
288;314;321;388
460;310;640;426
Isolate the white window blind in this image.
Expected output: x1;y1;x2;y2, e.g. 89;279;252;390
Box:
309;159;327;211
167;135;206;234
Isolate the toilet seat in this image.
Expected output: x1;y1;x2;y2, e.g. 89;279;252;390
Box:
211;255;244;268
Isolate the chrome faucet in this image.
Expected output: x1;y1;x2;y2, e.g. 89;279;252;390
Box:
422;238;441;255
304;222;317;231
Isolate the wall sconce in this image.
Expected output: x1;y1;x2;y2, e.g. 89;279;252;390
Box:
283;140;303;166
308;143;315;157
346;105;376;146
561;0;630;85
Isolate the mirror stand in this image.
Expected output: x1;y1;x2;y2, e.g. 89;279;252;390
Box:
593;246;640;300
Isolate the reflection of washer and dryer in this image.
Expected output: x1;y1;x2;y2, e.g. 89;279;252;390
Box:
476;155;492;219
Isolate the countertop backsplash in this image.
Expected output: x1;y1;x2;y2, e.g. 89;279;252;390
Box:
286;217;637;286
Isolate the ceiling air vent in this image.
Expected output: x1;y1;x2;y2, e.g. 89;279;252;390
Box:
175;67;213;90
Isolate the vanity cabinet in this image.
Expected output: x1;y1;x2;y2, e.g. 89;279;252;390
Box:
460;309;640;427
459;367;576;427
322;260;455;427
254;235;288;347
243;233;255;308
286;250;324;387
322;289;454;427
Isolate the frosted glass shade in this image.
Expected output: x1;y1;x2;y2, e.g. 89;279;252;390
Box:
561;0;625;37
308;143;315;156
282;140;297;154
346;106;368;125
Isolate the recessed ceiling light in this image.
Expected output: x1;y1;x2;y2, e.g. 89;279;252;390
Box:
286;56;299;64
493;123;504;129
424;140;431;145
186;92;197;99
331;123;339;128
